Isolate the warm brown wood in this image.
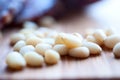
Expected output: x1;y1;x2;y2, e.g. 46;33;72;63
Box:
1;1;120;79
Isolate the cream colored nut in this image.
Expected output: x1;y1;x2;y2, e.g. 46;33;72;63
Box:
24;51;44;67
93;29;107;46
10;33;26;45
113;42;120;58
104;35;120;49
6;52;26;69
86;35;97;43
53;44;68;56
20;45;35;56
45;49;60;64
56;33;82;48
82;42;102;55
42;38;55;45
72;33;83;41
35;43;52;56
26;36;42;46
34;31;45;38
46;31;58;38
23;21;38;29
25;33;36;39
37;27;53;36
40;16;56;27
19;29;35;36
62;33;82;48
69;47;90;58
104;28;115;36
85;28;94;36
13;40;26;52
55;33;65;44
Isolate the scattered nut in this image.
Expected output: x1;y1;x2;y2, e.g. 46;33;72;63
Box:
55;33;65;44
113;42;120;58
104;35;120;49
53;44;68;56
24;51;44;67
69;47;90;58
104;28;115;36
10;33;26;45
93;29;107;46
20;45;35;56
23;21;38;30
13;40;26;52
56;33;82;48
25;33;36;39
26;36;42;46
86;35;97;43
35;43;52;56
42;38;55;45
40;16;56;27
82;42;102;55
6;52;26;70
72;33;83;41
45;49;60;64
34;31;45;38
19;29;35;36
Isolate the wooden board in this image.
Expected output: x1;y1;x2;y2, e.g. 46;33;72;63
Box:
1;1;120;79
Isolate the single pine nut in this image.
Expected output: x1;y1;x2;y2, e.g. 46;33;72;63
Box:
20;45;35;56
24;51;44;67
19;29;35;36
69;47;90;58
6;52;26;70
55;33;65;44
104;35;120;49
104;28;115;36
37;27;53;36
93;29;107;46
26;36;42;46
85;28;94;36
113;42;120;58
23;21;38;29
13;40;26;52
82;42;102;55
45;49;60;64
10;33;26;45
57;33;82;48
35;43;52;56
86;35;97;43
25;33;36;39
42;38;55;45
53;44;68;56
46;31;58;38
34;31;45;38
62;33;82;48
40;16;56;27
72;33;83;41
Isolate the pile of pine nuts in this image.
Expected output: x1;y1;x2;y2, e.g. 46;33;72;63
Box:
6;21;120;70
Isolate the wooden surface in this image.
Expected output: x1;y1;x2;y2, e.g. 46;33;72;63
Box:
1;0;120;79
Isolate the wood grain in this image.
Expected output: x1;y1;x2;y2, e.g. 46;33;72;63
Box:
1;1;120;79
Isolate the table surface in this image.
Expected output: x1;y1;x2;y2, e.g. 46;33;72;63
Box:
1;0;120;79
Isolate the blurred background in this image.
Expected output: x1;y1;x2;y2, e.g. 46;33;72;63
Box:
0;0;98;29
